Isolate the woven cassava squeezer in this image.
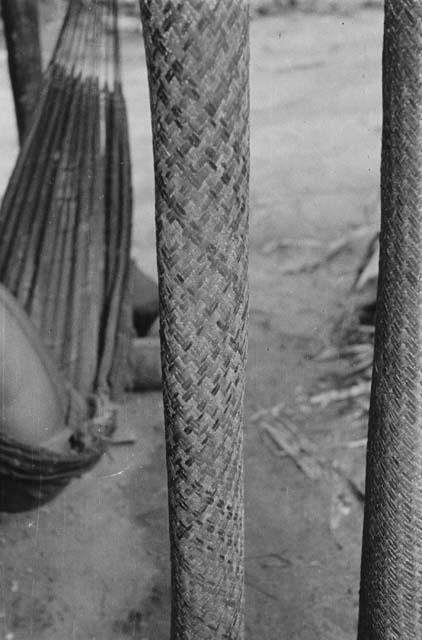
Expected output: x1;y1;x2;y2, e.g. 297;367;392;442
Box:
140;1;250;637
358;1;422;638
0;0;250;635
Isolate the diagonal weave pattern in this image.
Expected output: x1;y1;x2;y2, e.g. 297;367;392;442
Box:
140;1;249;637
358;2;422;638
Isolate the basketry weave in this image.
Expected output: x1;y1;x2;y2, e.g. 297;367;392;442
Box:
358;2;422;637
141;1;250;637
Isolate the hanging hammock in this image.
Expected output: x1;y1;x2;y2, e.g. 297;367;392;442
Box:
0;0;132;397
0;0;132;511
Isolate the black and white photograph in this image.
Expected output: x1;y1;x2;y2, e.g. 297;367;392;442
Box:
0;0;416;638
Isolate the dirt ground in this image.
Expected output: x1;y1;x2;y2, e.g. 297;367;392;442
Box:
0;5;383;640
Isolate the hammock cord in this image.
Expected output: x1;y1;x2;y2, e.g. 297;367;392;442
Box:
0;0;132;398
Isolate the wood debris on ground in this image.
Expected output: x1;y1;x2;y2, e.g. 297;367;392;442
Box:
303;230;379;424
263;224;377;275
310;382;371;408
252;403;365;539
252;409;364;498
250;229;380;541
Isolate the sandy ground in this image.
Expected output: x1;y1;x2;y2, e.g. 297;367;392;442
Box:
0;6;383;639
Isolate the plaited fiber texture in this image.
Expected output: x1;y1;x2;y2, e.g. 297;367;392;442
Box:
358;2;422;638
140;2;249;637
